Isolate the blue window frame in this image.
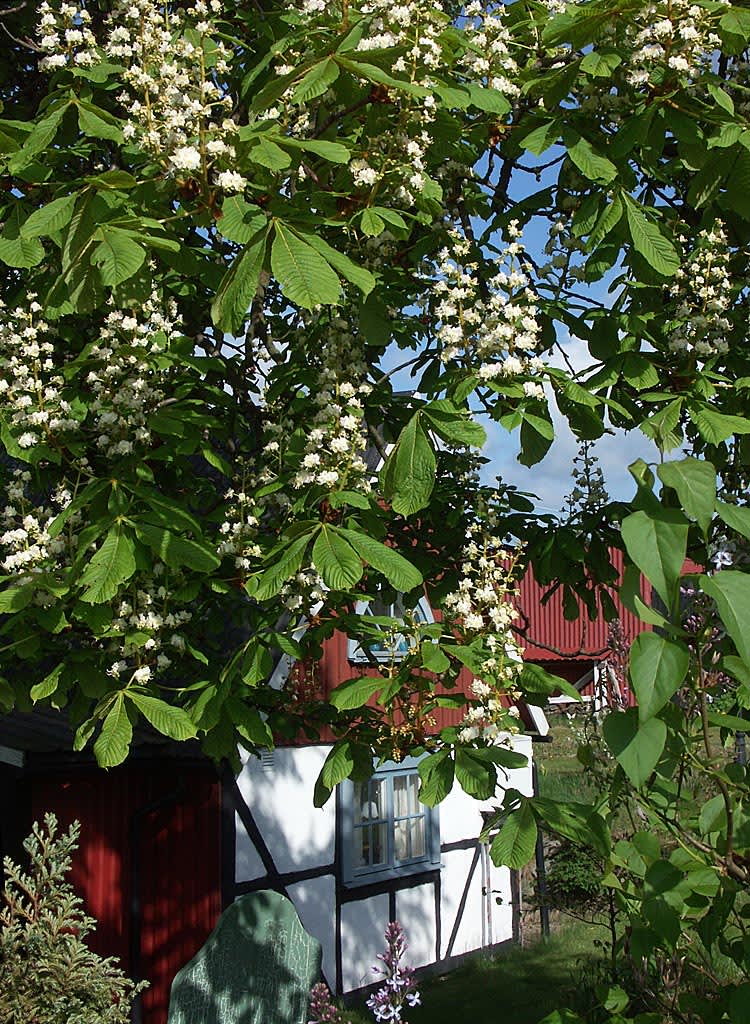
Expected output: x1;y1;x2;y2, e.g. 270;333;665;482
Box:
347;595;434;664
340;758;441;887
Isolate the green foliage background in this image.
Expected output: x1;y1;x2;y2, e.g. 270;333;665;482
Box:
3;0;750;1018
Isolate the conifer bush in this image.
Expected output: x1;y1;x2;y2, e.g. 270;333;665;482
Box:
0;813;145;1024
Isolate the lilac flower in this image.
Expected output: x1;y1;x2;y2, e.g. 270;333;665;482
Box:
307;982;347;1024
365;922;420;1024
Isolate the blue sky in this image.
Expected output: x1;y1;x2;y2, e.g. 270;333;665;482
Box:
480;330;659;514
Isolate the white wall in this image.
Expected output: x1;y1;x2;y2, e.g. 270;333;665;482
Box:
237;745;336;874
288;874;337;988
340;895;390;991
395;885;436;967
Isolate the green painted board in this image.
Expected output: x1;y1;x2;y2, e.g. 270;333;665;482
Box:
167;890;322;1024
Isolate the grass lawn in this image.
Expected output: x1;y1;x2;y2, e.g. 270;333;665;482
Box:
410;918;607;1024
347;916;608;1024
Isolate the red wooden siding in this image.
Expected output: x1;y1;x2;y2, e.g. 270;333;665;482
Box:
30;762;221;1024
516;548;647;662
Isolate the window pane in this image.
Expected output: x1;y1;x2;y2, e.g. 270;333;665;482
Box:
353;782;367;825
354;825;368;867
393;776;409;817
355;779;384;823
394;818;408;861
407;774;419;814
409;816;426;858
371;823;387;866
370;778;385;818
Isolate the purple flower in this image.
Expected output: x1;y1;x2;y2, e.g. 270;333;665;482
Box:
365;922;420;1024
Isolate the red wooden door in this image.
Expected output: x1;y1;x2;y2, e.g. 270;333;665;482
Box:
30;759;222;1024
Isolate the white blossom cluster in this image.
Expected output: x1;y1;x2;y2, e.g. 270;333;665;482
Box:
37;0;98;71
457;677;521;744
356;0;446;65
85;291;178;459
0;297;79;452
668;222;732;359
276;0;447;207
349;118;440;208
443;523;524;744
443;523;519;638
288;320;373;493
432;226;545;394
280;565;326;614
218;475;264;574
1;472;77;577
622;0;727;87
107;570;193;684
107;0;243;188
459;0;520;99
37;0;245;191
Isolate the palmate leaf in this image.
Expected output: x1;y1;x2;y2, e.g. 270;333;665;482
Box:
78;527;137;604
422;399;487;447
135;523;220;573
688;404;750;445
30;663;65;703
335;526;423;591
588;195;623;248
455;747;497;799
217;197;268;244
623;195;680;276
93;695;133;768
291;57;340;104
0;206;44;268
418;749;455;807
211;230;269;334
91;226;146;286
279;137;351;163
490;801;538;869
567;134;618;183
314;739;372;807
77;101;124;143
303;232;375;297
312;525;363;590
0;583;34;613
270;221;341;308
360;209;385;236
127;692;197;741
250;136;292;170
657;457;716;535
20;192;78;239
251;532;313;601
382;413;436;517
329;676;384;710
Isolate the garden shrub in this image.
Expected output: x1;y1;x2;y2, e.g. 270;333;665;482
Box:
545;841;605;914
0;813;145;1024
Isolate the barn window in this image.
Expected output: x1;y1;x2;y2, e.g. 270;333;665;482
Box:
346;595;434;664
340;758;440;887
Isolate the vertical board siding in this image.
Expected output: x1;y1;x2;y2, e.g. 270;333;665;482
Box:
30;762;221;1024
516;549;648;662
